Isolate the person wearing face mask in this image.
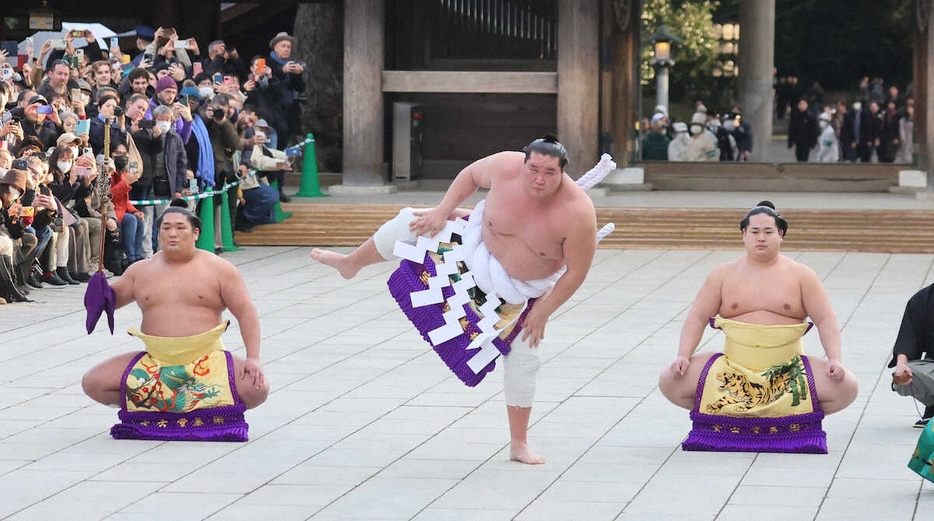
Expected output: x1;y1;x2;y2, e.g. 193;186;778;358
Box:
147;76;194;144
685;112;718;162
46;145;96;283
815;111;839;163
841;100;873;162
667;122;690;161
132;104;188;253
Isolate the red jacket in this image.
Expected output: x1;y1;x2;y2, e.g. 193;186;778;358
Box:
110;173;139;222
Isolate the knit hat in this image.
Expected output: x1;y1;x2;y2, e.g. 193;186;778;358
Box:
155;76;177;94
690;112;707;125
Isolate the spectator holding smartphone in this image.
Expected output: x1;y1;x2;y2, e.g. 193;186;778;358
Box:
267;32;306;145
8;95;59;153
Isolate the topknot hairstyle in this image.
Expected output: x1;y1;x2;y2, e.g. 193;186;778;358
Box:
523;134;569;170
740;200;788;236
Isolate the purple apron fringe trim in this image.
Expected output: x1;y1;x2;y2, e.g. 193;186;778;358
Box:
388;251;534;387
111;350;249;442
110;403;249;442
682;353;828;454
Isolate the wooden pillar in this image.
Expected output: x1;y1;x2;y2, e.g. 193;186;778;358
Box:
911;0;934;172
557;0;600;177
920;1;934;175
604;0;641;167
342;0;385;186
738;0;775;162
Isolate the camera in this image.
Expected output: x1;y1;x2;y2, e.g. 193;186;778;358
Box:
138;119;155;130
113;106;125;117
12;158;27;170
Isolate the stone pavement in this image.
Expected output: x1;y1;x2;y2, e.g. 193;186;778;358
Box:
2;235;934;519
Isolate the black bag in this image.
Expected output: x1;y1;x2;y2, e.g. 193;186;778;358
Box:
103;230;127;276
152;175;171;198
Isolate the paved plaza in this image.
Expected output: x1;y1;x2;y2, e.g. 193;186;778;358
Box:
2;190;934;520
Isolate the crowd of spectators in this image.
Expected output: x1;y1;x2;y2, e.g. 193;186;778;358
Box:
0;25;306;304
640;102;753;163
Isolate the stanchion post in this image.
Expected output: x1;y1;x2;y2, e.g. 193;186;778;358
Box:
295;133;328;197
219;190;243;252
195;196;215;252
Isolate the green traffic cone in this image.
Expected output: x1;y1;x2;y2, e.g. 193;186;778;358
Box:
220;190;243;252
269;180;293;222
195;196;215;252
295;133;328;197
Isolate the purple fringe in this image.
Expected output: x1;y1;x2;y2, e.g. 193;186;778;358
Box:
682;353;828;454
111;350;249;442
110;403;249;442
387;252;535;387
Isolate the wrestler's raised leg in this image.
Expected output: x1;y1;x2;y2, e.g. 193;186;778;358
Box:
658;352;717;410
232;354;271;409
806;358;859;414
82;351;142;406
310;237;385;279
508;405;545;464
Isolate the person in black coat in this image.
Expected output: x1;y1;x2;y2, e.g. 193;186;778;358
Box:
840;101;873;162
890;283;934;427
787;99;818;162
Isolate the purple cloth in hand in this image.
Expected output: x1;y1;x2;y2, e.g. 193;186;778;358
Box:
84;272;116;334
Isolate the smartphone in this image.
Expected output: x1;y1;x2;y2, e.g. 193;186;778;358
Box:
75;119;90;135
142;53;153;62
75;48;84;61
70;88;81;101
50;39;66;50
121;63;134;73
138;119;155;130
72;165;92;177
70;30;85;38
255;58;265;72
82;147;93;157
37;105;53;115
178;94;189;105
174;39;189;50
18;206;35;217
188;178;198;192
192;62;203;76
213;73;223;84
109;37;119;49
129;161;139;174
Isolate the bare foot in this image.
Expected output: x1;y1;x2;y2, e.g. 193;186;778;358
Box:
309;248;359;279
510;442;545;465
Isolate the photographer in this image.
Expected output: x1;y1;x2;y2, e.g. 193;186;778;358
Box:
0;169;35;302
20;155;55;288
205;93;245;251
47;145;95;283
266;32;305;144
133;104;188;251
8;95;59;153
108;154;145;266
88;95;126;156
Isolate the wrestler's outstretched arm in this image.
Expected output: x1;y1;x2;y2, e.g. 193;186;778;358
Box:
412;152;514;237
520;206;597;348
673;267;725;376
110;262;140;309
799;265;845;380
218;259;266;389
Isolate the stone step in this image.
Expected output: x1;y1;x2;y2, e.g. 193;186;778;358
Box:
233;204;934;253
